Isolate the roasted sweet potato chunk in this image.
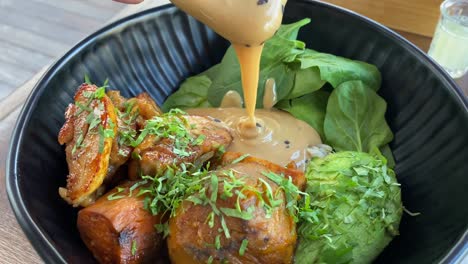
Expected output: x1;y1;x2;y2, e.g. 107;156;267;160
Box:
167;162;297;264
219;151;306;190
77;182;164;264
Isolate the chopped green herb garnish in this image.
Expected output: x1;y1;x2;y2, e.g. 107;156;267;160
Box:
131;240;137;256
98;125;106;153
118;149;127;157
215;235;221;250
86;111;101;131
239;239;249;256
94;87;106;99
75;101;93;115
220;216;230;239
84;74;92;84
131;109;202;158
210;174;218;202
207;256;213;264
220;207;253;221
231;154;250;164
107;187;126;200
132;151;142;160
194;135;206;145
72;132;85;155
155;223;170;237
206;211;215;228
263;171;307;222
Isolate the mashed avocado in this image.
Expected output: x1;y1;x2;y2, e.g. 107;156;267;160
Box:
296;151;402;264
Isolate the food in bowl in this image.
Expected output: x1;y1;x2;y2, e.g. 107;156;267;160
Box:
56;18;403;263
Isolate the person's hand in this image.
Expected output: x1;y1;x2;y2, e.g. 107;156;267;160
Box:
113;0;144;4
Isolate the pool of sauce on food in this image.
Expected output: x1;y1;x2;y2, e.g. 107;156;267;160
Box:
186;81;322;171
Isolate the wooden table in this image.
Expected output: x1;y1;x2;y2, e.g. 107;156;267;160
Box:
0;1;466;263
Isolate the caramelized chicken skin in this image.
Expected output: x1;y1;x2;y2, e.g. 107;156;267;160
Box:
107;90;163;180
129;115;233;179
58;84;118;207
78;181;165;264
167;161;298;264
107;90;165;176
219;152;306;190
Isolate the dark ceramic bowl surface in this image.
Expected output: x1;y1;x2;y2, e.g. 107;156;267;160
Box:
6;1;468;263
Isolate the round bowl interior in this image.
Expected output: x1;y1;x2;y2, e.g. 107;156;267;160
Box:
7;2;468;263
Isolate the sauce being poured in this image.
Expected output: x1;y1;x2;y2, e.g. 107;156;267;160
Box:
172;0;323;169
171;0;286;123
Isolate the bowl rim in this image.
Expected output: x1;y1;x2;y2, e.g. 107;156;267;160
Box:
5;1;467;263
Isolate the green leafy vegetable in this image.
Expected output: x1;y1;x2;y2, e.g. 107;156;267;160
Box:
324;80;393;152
163;19;384;146
162;76;213;111
295;151;402;264
296;50;381;91
284;67;325;99
207;36;303;108
276;91;330;138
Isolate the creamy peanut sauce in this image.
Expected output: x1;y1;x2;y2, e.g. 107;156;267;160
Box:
173;0;323;170
187;82;321;171
187;107;321;171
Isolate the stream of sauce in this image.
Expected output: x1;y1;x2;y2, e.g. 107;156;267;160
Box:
172;0;323;169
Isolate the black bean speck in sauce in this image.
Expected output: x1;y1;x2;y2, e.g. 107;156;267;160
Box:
245;44;251;47
257;0;268;5
213;118;221;123
284;140;290;145
256;122;262;128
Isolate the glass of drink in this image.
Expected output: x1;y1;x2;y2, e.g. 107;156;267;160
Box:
428;0;468;78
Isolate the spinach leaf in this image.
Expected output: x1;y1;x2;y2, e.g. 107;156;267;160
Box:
276;90;330;139
285;67;325;99
162;75;212;111
276;18;311;40
324;80;393;152
297;50;382;91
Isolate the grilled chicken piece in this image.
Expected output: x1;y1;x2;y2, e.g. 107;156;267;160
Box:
78;181;165;264
106;91;163;183
108;91;162;128
131;93;163;128
167;162;298;264
58;84;118;207
219;152;306;190
129;115;232;179
106;91;137;181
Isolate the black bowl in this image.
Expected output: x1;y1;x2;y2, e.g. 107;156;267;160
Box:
6;1;468;263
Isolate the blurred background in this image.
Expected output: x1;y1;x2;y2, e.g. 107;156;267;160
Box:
0;0;126;100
